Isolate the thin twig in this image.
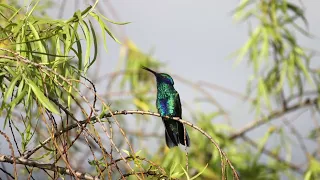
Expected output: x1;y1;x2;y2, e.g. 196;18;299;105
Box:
229;98;317;140
25;110;240;180
0;130;17;179
0;154;98;180
241;135;304;174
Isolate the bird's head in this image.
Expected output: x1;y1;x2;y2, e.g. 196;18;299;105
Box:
142;66;174;85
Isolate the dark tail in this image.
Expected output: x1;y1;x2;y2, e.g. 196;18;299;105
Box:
163;119;190;148
178;121;190;147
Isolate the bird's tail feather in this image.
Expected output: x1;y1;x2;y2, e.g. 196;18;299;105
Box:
163;120;179;148
163;119;190;148
178;122;190;147
165;130;178;148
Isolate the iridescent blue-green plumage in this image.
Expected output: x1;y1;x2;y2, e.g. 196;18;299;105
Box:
142;66;190;148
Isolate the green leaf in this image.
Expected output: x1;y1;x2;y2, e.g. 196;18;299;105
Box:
253;126;275;164
0;3;18;12
9;87;27;110
90;13;109;52
8;8;21;22
80;20;91;73
180;165;191;180
304;170;312;180
26;0;40;19
122;149;130;156
95;12;131;25
234;26;262;66
308;128;320;140
88;20;98;70
4;74;21;102
25;78;59;114
28;21;48;63
258;78;271;109
133;98;149;111
232;0;254;21
190;163;208;180
170;161;178;175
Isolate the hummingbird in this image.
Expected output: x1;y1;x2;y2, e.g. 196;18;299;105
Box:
142;66;190;148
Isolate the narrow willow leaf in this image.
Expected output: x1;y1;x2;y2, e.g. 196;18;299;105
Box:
53;36;61;64
276;61;287;92
235;27;262;66
70;21;79;43
67;85;72;109
180;165;191;180
25;78;59;114
304;170;312;180
9;79;26;108
286;2;308;28
281;0;288;13
232;0;253;21
253;127;274;163
39;141;56;151
308;128;320;140
63;25;72;56
190;164;208;180
170;162;178;175
295;55;312;84
292;23;312;37
252;39;259;74
3;109;11;128
28;22;48;63
294;46;305;56
94;12;131;25
26;0;39;19
0;3;17;11
122;149;130;156
259;27;269;61
72;32;83;71
0;59;15;63
13;21;24;37
88;20;98;69
15;31;22;53
4;66;17;77
26;85;32;109
22;121;33;150
91;13;108;52
258;78;271;109
287;60;295;89
9;89;27;110
133;98;150;111
8;8;21;22
80;20;91;73
104;24;121;44
89;12;121;44
4;74;21;102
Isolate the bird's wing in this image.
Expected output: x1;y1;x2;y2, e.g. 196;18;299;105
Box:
174;92;190;146
174;92;182;118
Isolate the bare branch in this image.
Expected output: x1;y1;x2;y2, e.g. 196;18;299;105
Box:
0;130;17;179
241;135;304;174
229;98;317;140
0;154;99;180
24;110;240;180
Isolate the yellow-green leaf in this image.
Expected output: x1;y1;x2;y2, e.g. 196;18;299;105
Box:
4;74;21;102
25;78;59;114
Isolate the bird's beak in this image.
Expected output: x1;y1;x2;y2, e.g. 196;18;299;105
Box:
142;66;158;76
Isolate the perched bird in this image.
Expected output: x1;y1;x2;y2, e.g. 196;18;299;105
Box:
142;66;190;148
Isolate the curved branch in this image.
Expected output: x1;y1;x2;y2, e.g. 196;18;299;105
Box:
0;154;98;180
229;98;317;140
0;130;17;179
24;110;240;180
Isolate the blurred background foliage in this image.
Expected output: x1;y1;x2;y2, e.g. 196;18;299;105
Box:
0;0;320;179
